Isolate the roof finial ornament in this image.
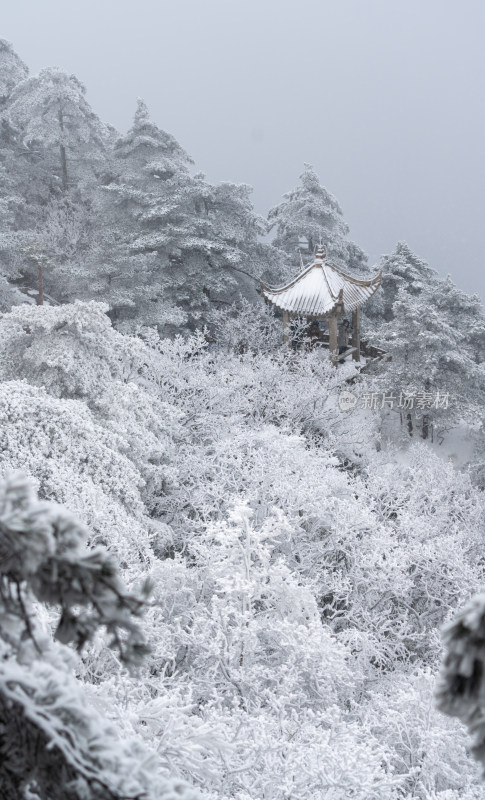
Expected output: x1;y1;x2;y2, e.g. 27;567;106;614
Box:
316;244;326;261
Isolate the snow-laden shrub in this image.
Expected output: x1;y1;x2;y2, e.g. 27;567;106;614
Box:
209;297;281;354
1;301;484;798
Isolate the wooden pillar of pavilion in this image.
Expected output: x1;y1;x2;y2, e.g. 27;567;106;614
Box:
352;308;361;362
328;314;338;365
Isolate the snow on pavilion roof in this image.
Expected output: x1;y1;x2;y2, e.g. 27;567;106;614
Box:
261;251;382;317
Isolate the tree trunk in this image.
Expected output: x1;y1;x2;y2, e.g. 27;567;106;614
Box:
421;378;431;440
407;413;413;437
58;107;68;192
60;145;68;192
37;266;44;306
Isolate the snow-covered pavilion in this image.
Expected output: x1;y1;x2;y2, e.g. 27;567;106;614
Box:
261;248;382;362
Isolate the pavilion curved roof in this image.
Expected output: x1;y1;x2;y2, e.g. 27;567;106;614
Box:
261;250;382;317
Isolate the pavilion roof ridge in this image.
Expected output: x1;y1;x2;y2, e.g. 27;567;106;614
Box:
260;256;381;295
328;261;383;288
261;253;382;318
320;261;338;304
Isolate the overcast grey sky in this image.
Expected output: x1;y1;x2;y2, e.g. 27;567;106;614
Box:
4;0;485;301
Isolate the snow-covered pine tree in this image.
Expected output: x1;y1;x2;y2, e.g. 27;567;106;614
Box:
0;43;55;241
102;101;275;331
93;99;195;329
268;163;367;273
8;67;107;194
0;41;35;308
1;68;275;328
369;271;485;440
0;147;28;309
0;39;28;109
5;67;110;306
364;241;441;327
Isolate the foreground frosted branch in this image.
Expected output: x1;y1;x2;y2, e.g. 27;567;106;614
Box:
436;594;485;774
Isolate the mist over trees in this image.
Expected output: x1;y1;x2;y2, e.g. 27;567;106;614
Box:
1;38;485;800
